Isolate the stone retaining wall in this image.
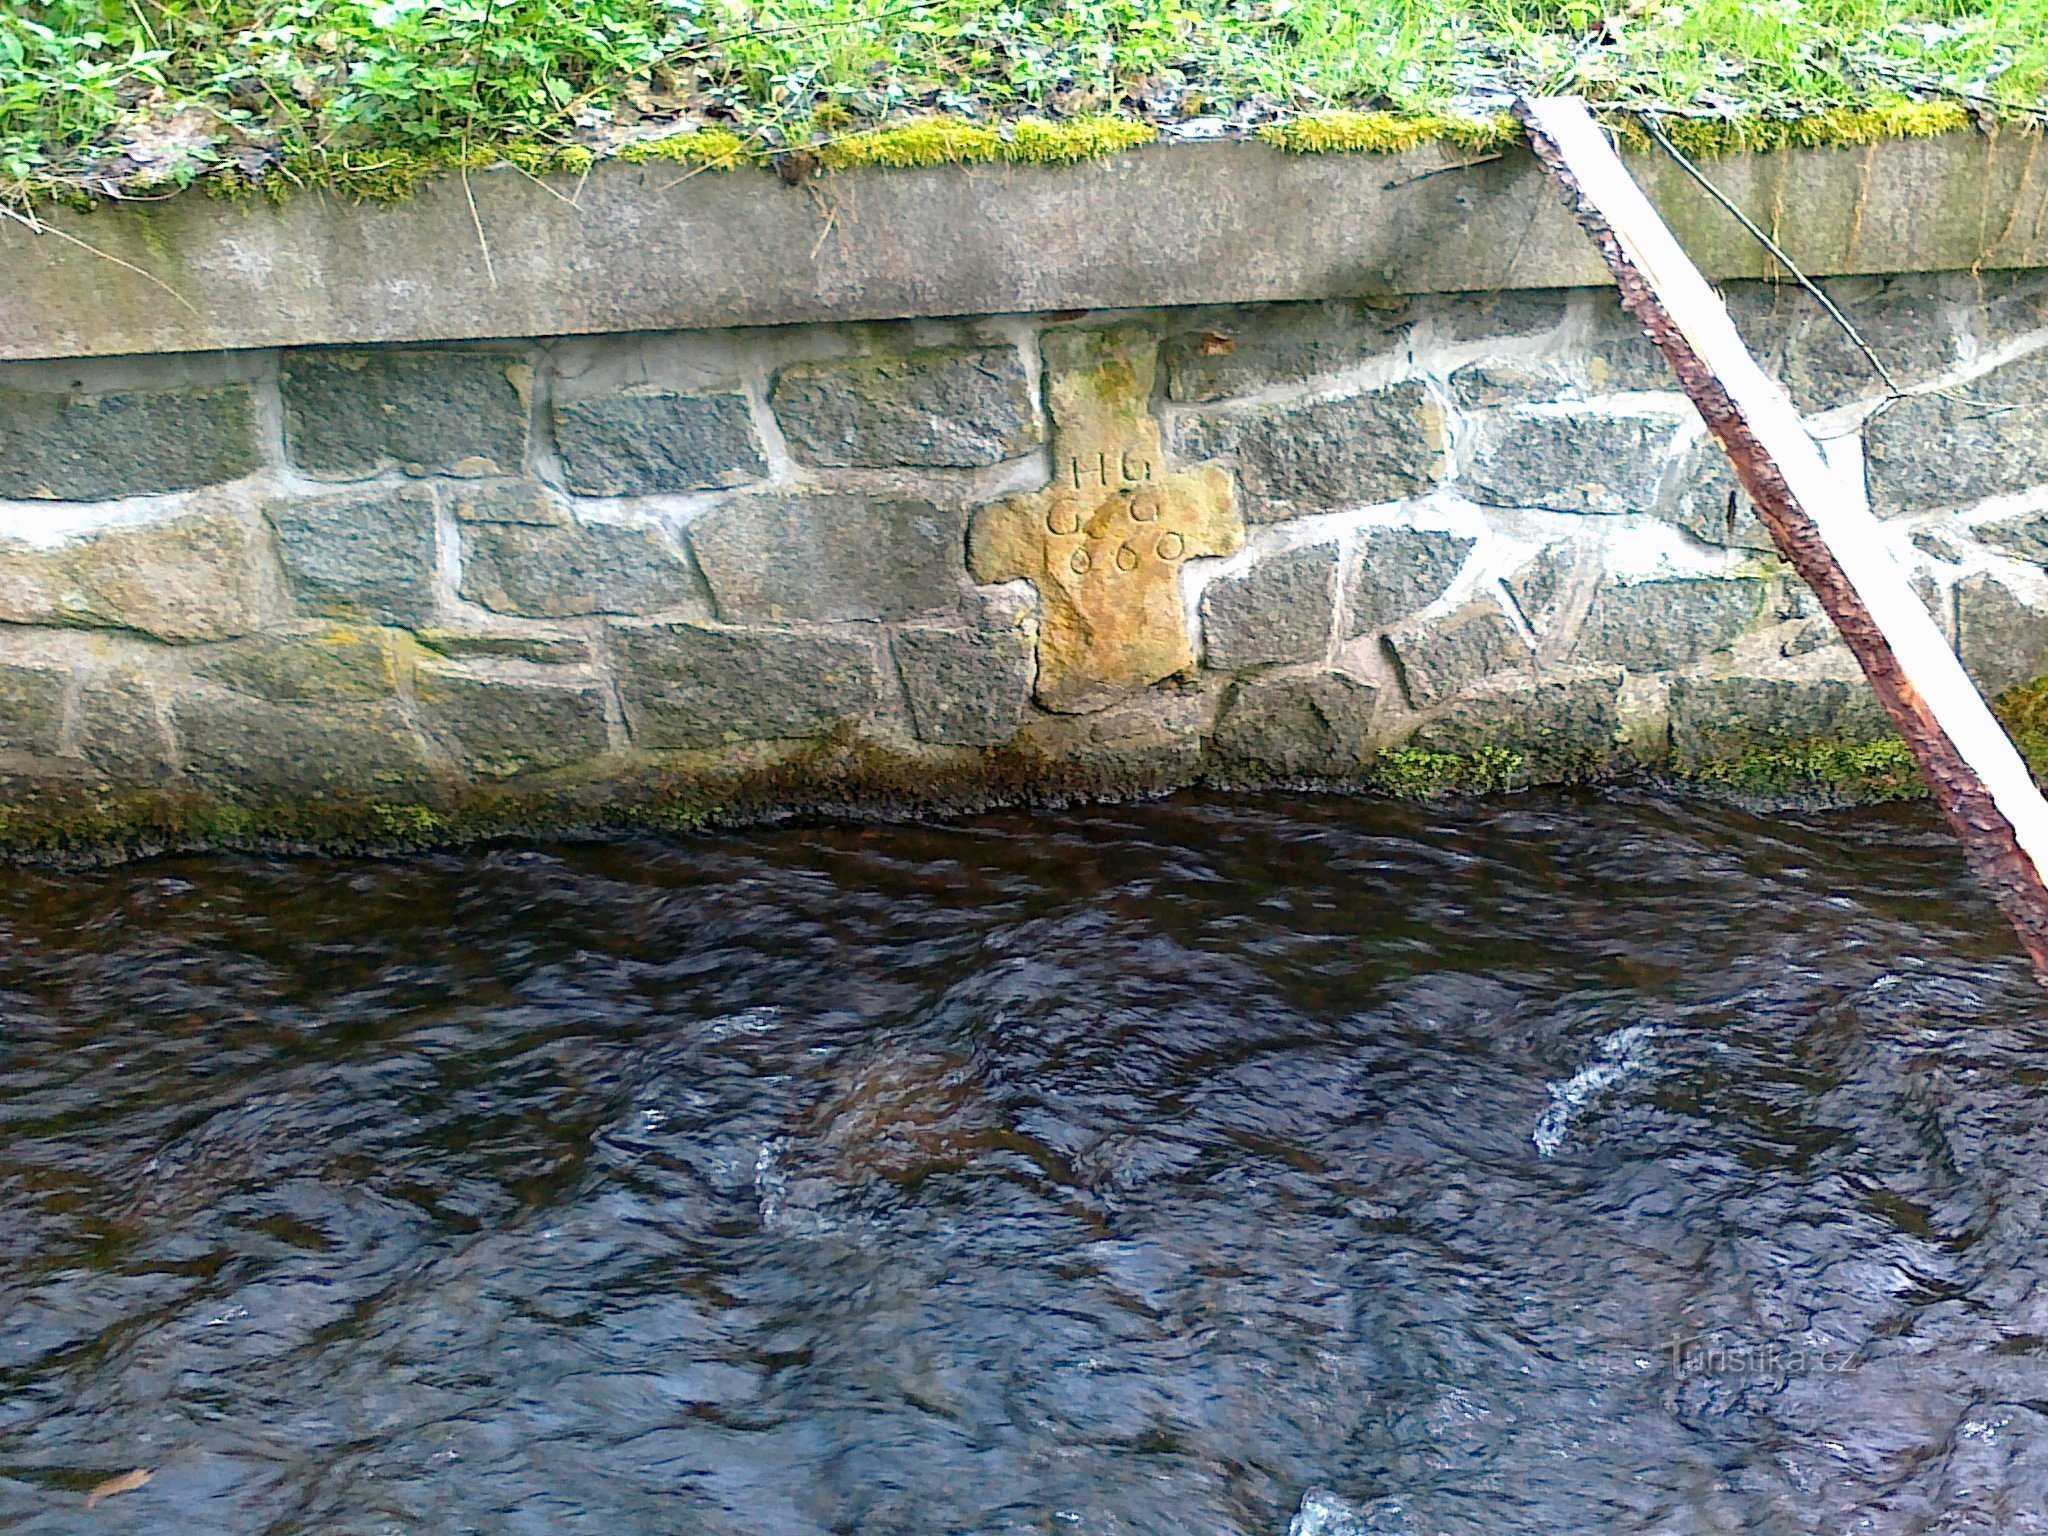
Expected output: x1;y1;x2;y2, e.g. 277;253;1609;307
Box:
6;271;2048;854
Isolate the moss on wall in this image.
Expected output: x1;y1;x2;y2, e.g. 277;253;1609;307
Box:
1363;745;1528;798
1256;110;1520;156
616;129;747;169
816;115;1158;171
22;92;2013;210
1640;99;1977;158
1684;735;1927;804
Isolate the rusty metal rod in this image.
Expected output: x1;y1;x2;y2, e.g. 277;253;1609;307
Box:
1517;96;2048;985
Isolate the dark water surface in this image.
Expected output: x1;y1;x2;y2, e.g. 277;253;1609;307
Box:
5;791;2048;1535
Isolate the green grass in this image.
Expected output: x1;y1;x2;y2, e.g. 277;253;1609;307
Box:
4;0;2047;200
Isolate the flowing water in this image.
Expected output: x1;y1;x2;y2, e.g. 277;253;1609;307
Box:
4;790;2048;1535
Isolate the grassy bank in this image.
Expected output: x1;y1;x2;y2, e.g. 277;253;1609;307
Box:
4;0;2047;200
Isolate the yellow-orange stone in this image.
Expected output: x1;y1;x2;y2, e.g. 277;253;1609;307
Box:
969;327;1244;713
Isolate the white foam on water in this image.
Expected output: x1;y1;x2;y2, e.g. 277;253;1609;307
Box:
752;1136;789;1227
1532;1023;1658;1158
1287;1489;1371;1536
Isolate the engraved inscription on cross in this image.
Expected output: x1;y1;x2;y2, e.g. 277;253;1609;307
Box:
969;326;1244;714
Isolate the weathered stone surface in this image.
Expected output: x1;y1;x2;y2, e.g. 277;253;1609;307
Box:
1909;527;1967;564
1865;351;2048;515
1914;572;1952;639
1345;528;1473;636
1210;671;1378;777
0;506;278;642
1957;574;2048;696
1976;509;2048;565
267;484;438;628
971;327;1243;713
1412;677;1623;772
771;347;1038;467
1583;304;1671;395
1200;543;1338;669
1503;544;1575;632
1661;437;1773;551
554;389;765;496
0;659;69;755
448;479;569;526
1583;282;1797;395
414;657;610;777
1572;577;1767;670
1388;603;1532;708
1463;412;1674;516
1162;299;1410;402
892;627;1034;746
417;627;590;665
461;516;703;619
1776;614;1844;659
282;349;526;478
1779;275;1957;411
1175;383;1442;520
691;493;968;624
1447;363;1574;411
1974;269;2048;350
1013;688;1207;787
176;626;431;793
1668;675;1888;765
1425;289;1569;344
198;625;403;703
75;669;175;780
610;622;874;748
172;690;433;795
0;384;260;500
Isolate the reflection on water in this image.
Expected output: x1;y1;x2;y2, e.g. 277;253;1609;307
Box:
3;789;2048;1534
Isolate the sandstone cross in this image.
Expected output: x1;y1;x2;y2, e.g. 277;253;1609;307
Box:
969;326;1244;713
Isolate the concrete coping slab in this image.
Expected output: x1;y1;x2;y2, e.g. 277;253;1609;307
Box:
4;133;2046;363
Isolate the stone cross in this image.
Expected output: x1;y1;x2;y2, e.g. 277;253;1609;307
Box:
969;326;1244;713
